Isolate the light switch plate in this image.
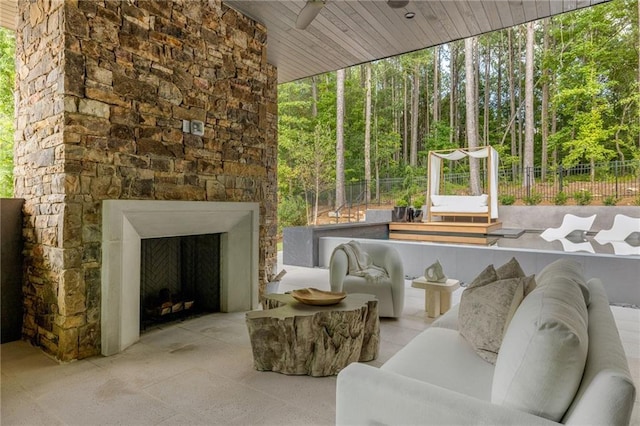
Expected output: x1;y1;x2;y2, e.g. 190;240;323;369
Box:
182;120;191;133
190;120;204;136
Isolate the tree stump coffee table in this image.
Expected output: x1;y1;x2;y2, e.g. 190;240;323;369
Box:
245;293;379;377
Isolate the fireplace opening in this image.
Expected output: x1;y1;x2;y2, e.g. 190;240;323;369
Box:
140;233;221;331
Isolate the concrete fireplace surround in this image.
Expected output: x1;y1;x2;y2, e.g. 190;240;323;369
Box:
101;200;259;356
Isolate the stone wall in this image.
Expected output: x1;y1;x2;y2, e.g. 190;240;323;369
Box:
14;0;277;361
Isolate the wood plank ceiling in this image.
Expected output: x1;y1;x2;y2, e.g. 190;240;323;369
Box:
224;0;609;83
0;0;608;83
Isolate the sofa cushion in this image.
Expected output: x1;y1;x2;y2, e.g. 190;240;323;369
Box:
381;327;495;401
491;267;589;422
458;272;530;364
562;279;636;425
458;260;534;364
536;258;589;306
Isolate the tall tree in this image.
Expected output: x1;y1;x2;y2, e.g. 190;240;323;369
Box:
465;37;481;195
508;29;517;177
364;63;372;203
483;40;491;145
335;68;346;209
540;19;550;181
449;42;458;145
410;62;420;166
433;45;440;126
523;21;535;188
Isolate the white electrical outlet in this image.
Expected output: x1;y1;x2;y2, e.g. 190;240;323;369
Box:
190;120;204;136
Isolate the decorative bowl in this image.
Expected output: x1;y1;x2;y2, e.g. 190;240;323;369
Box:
291;288;347;306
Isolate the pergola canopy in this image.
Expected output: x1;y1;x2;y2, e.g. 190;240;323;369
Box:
428;146;499;219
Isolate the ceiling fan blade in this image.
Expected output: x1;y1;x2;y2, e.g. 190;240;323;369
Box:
295;0;325;30
387;0;409;8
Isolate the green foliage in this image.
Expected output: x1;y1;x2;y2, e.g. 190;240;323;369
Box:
0;28;15;198
395;197;408;207
499;194;515;205
277;196;307;233
523;192;542;205
602;195;618;206
573;190;592;206
553;192;568;205
633;197;640;206
412;194;426;209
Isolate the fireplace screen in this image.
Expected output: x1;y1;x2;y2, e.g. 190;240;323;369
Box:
140;234;221;329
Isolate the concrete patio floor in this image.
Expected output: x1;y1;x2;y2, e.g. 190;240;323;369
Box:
2;254;639;425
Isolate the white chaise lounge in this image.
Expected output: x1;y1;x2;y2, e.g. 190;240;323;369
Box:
540;214;596;241
594;214;640;243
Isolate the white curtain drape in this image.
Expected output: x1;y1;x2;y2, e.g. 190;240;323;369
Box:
428;147;499;219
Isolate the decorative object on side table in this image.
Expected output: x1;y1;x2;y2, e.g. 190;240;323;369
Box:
424;259;447;283
291;288;347;305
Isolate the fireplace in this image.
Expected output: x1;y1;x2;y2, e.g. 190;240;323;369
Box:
140;234;221;330
101;201;259;356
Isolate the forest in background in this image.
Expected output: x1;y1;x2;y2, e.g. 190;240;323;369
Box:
278;0;640;227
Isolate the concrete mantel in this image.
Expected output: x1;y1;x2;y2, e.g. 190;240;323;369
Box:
101;200;259;356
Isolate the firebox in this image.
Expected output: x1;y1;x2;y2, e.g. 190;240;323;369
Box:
140;234;221;330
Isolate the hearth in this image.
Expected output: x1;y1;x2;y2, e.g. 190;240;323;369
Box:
140;234;221;330
101;200;259;356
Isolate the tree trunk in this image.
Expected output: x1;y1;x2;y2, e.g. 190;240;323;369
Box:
465;37;481;195
403;73;408;164
311;75;318;119
364;63;372;203
433;45;440;126
410;62;420;167
497;32;503;131
524;22;535;189
517;27;523;171
484;40;491;145
335;68;346;210
508;29;517;179
450;42;457;145
541;19;549;182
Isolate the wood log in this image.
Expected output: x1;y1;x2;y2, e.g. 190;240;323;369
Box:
246;293;379;376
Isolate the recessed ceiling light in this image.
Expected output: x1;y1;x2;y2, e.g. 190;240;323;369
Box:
404;11;416;19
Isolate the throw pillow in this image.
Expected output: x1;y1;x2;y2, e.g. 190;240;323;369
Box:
491;272;589;422
458;264;529;364
495;257;525;280
496;257;536;295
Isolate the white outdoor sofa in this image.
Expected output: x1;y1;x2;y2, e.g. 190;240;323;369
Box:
336;259;636;425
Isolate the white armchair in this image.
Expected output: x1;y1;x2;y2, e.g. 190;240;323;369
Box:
329;242;404;318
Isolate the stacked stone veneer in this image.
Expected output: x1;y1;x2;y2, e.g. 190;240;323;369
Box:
13;0;277;361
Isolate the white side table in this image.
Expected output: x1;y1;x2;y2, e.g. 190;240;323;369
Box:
411;277;460;318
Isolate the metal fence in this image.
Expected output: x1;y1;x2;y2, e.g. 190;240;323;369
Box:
306;159;640;215
499;160;640;202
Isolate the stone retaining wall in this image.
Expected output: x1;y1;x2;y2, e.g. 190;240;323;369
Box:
14;0;277;361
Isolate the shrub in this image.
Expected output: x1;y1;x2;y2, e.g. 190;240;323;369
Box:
499;194;516;205
278;195;307;233
412;194;426;209
633;196;640;206
523;192;542;205
603;195;618;206
573;190;592;206
553;192;568;206
395;198;408;207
